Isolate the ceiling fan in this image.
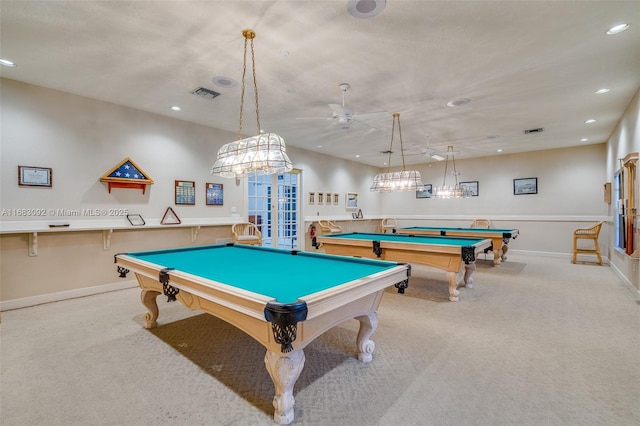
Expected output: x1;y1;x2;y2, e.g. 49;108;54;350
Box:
297;83;390;130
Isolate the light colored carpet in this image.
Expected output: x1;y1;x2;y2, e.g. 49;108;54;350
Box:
1;254;639;426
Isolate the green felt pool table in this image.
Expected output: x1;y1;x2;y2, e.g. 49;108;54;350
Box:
396;226;519;266
316;232;492;302
115;244;410;425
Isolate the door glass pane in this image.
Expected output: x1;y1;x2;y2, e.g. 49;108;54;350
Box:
248;171;299;249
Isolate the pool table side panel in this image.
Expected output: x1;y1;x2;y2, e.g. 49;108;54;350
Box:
320;242;464;272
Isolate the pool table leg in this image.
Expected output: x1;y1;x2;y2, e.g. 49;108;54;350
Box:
355;312;378;362
463;262;476;288
140;289;160;329
446;271;461;302
264;349;305;425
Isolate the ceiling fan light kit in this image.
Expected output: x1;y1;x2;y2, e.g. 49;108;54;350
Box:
211;29;292;179
370;113;424;192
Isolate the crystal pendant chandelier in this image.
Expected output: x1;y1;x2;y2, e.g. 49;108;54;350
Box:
211;29;292;178
431;146;471;199
370;113;424;192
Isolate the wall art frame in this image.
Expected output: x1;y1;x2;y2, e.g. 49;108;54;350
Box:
18;165;52;187
514;177;538;195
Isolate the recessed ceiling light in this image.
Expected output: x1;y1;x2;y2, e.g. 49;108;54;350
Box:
497;149;503;153
0;58;16;67
170;106;181;111
585;119;596;124
317;145;323;148
595;88;610;94
581;138;589;142
211;76;238;88
606;23;630;35
355;154;360;158
347;0;386;19
446;98;471;108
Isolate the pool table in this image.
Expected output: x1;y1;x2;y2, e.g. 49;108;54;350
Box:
114;244;410;425
316;232;492;302
397;226;519;266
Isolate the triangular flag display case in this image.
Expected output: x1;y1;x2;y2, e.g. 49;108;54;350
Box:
161;207;181;225
100;157;154;194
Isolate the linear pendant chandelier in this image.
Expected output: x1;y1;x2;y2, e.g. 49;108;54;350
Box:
211;29;292;178
370;113;424;192
431;146;471;199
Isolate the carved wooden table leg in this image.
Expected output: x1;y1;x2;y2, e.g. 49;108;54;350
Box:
446;271;461;302
501;243;509;262
264;349;305;425
140;289;160;329
355;312;378;362
463;261;477;288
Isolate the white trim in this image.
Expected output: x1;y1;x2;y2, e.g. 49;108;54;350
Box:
608;260;640;301
305;215;611;223
0;280;138;312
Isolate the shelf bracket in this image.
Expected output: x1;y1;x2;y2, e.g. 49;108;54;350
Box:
191;226;201;242
103;229;113;250
28;232;38;257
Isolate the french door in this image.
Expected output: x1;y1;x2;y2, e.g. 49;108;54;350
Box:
247;170;300;249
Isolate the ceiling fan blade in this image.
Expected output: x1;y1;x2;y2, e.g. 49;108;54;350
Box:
352;111;390;121
328;103;349;117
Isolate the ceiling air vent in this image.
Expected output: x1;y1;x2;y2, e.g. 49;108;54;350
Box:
380;150;393;154
524;127;543;134
192;86;221;101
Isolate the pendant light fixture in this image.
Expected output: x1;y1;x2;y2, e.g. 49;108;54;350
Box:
370;113;424;192
211;29;292;178
431;146;471;199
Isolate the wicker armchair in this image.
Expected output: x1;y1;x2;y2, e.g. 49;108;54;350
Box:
318;220;343;234
232;222;262;246
470;219;491;229
380;218;398;233
572;221;603;265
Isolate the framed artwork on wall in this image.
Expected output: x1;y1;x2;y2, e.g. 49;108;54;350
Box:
18;166;52;187
460;181;479;196
309;192;315;204
175;180;196;205
206;183;223;206
346;192;358;209
514;177;538;195
416;184;432;198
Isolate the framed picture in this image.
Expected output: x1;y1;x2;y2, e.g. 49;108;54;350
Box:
333;193;339;205
514;177;538;195
18;166;52;187
460;181;479;196
206;183;223;205
318;192;324;204
175;180;195;205
346;192;358;209
309;192;315;205
416;184;432;199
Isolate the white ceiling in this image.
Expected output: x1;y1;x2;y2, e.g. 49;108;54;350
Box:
1;0;639;167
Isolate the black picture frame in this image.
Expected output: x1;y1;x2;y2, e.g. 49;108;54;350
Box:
460;181;479;196
416;184;432;198
514;177;538;195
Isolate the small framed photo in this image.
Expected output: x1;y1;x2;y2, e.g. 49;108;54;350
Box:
333;193;339;205
346;192;358;209
309;192;315;205
206;183;223;206
514;177;538;195
460;181;479;196
416;184;432;199
318;192;324;204
18;166;52;187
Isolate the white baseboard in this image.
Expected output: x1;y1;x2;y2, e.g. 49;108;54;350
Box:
1;280;138;312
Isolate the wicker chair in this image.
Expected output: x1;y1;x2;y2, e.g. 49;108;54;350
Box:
231;222;262;246
470;219;491;229
318;220;343;234
380;218;398;233
572;221;603;265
